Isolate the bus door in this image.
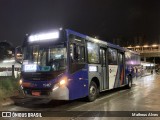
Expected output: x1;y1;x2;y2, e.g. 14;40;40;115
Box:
100;48;108;90
118;52;125;86
108;48;118;89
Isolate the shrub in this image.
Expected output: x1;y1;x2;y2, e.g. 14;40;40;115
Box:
0;77;19;99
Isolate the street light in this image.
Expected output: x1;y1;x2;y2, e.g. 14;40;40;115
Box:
143;45;149;47
152;44;158;47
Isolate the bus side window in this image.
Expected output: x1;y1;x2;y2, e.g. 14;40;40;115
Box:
70;44;85;63
69;34;86;73
70;44;74;62
118;52;123;65
108;48;117;65
87;42;99;64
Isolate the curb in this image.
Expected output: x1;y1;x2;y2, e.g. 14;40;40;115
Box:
1;98;15;106
0;90;25;107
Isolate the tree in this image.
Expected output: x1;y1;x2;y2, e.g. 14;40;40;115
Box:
0;41;14;61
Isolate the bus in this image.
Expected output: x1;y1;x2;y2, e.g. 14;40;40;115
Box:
16;28;140;101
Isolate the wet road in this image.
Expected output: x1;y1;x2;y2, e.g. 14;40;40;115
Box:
1;74;160;120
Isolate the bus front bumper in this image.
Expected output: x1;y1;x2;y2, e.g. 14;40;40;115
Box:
23;86;69;100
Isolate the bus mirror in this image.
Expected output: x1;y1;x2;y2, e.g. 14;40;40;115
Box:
15;46;22;64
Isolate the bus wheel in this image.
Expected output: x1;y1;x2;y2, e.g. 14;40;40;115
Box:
127;75;132;89
87;81;98;102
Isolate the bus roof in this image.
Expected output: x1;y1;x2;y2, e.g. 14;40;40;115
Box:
26;28;139;55
66;29;126;52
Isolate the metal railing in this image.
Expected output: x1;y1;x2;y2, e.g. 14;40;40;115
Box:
126;45;160;53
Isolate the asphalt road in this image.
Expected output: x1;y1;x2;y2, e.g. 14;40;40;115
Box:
1;74;160;120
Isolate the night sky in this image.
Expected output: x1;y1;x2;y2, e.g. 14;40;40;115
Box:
0;0;160;46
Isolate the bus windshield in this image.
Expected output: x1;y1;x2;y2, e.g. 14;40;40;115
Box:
23;45;67;71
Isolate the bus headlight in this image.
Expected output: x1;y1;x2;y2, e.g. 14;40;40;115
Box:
52;77;67;91
59;79;66;86
19;79;23;85
52;84;59;91
59;77;68;86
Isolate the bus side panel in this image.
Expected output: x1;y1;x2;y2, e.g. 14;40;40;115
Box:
109;65;118;89
68;65;88;100
114;65;120;88
114;64;125;88
88;64;102;90
120;65;125;85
